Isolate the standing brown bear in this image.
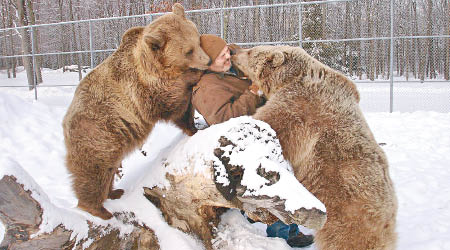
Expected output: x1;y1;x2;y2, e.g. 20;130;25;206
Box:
232;45;397;250
63;4;210;220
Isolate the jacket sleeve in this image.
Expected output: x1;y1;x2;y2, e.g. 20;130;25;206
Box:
192;78;263;126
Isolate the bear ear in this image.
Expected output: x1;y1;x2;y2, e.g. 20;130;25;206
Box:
269;51;285;67
121;26;144;44
144;33;165;51
172;3;185;18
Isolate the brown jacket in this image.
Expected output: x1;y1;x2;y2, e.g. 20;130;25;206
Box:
192;71;264;126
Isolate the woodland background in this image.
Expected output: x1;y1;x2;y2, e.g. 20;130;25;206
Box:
0;0;449;89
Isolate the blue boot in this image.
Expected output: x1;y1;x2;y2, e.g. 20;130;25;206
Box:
267;221;314;248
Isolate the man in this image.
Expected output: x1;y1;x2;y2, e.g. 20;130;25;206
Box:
192;34;263;126
192;34;314;248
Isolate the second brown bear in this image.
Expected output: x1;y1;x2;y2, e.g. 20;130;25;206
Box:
232;45;397;250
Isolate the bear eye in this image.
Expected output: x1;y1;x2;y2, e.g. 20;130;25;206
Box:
186;49;194;56
151;44;159;51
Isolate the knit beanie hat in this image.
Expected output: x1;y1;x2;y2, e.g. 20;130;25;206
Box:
200;34;227;61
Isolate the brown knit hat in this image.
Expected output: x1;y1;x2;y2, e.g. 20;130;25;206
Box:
200;34;227;61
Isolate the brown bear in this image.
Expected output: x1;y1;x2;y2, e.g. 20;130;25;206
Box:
62;4;210;220
232;45;397;250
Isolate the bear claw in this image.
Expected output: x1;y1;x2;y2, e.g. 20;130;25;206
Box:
78;203;113;220
109;189;125;200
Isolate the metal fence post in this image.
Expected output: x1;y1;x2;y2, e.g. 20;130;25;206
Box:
89;20;94;69
30;26;38;100
298;2;303;48
389;0;394;113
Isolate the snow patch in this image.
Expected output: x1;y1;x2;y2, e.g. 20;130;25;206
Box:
0;220;4;244
213;209;292;250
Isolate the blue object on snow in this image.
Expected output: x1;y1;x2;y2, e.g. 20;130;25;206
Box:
266;220;299;240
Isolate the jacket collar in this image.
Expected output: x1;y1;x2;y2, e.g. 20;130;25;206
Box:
205;67;249;80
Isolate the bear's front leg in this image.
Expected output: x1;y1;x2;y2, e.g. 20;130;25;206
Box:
174;101;198;136
171;69;204;135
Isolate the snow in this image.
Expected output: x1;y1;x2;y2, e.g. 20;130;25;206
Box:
0;221;4;244
208;119;325;212
1;69;450;249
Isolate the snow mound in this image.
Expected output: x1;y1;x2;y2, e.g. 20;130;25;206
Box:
157;116;325;214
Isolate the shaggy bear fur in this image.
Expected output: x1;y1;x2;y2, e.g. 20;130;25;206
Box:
62;4;210;220
232;45;397;250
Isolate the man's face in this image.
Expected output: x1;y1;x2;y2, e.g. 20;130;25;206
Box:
209;46;231;72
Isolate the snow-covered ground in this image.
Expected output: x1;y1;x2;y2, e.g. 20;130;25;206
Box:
1;69;450;250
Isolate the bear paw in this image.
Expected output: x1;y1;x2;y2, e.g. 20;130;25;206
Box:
109;189;125;200
78;203;113;220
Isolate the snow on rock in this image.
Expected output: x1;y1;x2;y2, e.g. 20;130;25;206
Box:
213;209;292;250
213;119;325;213
151;116;325;215
0;157;91;242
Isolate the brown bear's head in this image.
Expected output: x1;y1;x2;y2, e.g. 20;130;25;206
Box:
135;3;211;79
232;45;359;101
231;46;294;98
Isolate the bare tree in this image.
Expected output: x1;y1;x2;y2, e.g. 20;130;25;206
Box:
343;1;350;75
366;0;375;81
444;0;450;80
426;0;436;79
222;0;229;40
15;0;35;89
26;0;42;83
1;0;11;78
252;0;260;44
68;0;82;80
57;0;67;71
355;1;362;80
7;0;17;78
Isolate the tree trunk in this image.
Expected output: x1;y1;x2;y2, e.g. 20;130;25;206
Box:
445;0;450;80
222;0;228;41
253;0;260;44
412;1;425;81
1;0;11;78
9;27;16;78
367;0;375;81
15;0;35;90
343;1;350;75
410;0;417;78
26;0;42;84
405;39;410;81
267;0;274;42
5;1;16;78
68;0;82;80
355;1;362;80
400;39;405;78
57;0;66;72
375;1;382;78
0;175;160;250
426;0;435;79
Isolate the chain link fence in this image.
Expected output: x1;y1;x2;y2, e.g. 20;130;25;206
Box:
0;0;449;112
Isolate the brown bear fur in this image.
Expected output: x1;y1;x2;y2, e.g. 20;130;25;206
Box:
62;4;210;220
232;45;397;250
